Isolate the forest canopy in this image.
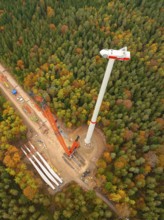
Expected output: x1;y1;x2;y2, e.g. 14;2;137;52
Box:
0;0;164;219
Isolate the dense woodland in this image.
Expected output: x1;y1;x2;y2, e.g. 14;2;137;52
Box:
0;0;164;219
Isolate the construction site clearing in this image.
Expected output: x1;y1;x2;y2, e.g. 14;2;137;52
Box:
0;67;106;193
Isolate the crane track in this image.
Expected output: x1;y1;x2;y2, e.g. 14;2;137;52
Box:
63;154;81;170
62;156;75;170
74;151;85;165
71;155;82;167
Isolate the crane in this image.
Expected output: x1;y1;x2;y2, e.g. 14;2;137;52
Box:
69;135;80;155
31;94;80;156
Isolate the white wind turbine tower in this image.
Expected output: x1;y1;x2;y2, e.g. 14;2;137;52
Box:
85;47;131;145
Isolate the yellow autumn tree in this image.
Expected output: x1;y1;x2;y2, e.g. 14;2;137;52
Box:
47;6;54;17
17;59;24;69
49;23;56;30
97;159;107;169
158;155;164;167
23;185;38;200
3;155;15;168
144;164;152;174
103;151;112;163
114;157;127;169
108;193;122;202
3;145;20;168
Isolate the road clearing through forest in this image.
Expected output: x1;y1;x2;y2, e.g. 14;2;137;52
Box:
0;63;119;217
0;64;80;185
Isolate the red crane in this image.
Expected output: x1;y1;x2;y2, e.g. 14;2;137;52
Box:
33;95;80;156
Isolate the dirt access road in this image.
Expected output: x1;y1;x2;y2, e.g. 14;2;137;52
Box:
0;65;75;184
0;64;119;216
0;63;106;187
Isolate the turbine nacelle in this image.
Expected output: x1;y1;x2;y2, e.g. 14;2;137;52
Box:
100;48;130;61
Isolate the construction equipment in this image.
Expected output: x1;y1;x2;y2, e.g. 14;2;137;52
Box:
0;74;7;82
43;104;71;155
23;104;32;114
69;135;80;155
43;105;80;156
30;93;80;156
11;89;17;95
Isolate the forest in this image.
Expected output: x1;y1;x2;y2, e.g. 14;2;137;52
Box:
0;0;164;219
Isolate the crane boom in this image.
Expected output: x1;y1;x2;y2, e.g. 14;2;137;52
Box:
33;95;80;156
43;106;71;155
